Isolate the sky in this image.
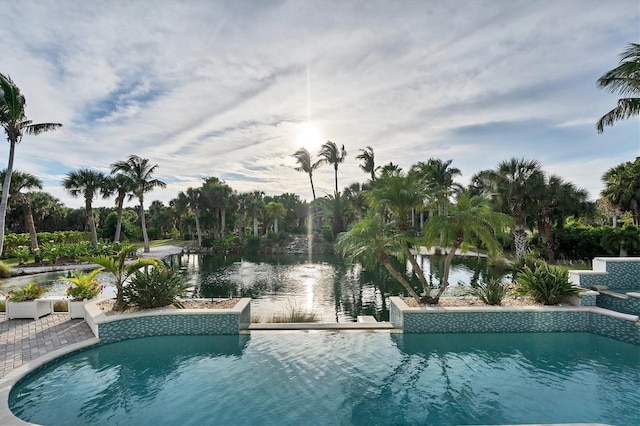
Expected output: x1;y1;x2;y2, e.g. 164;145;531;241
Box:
0;0;638;210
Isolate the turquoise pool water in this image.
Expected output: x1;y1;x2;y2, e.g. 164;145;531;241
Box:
10;332;640;425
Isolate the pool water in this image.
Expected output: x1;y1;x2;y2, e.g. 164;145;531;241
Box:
10;332;640;425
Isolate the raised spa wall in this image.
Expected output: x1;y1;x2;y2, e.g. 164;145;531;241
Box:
84;298;251;343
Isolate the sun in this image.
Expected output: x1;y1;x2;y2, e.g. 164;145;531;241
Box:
296;122;322;151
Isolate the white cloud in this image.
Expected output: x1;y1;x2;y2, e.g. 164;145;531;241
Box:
0;0;637;208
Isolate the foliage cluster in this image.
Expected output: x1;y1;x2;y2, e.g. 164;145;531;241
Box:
6;281;48;302
515;263;582;305
2;231;90;259
123;266;190;309
60;268;104;301
554;224;640;260
467;278;508;305
0;260;11;278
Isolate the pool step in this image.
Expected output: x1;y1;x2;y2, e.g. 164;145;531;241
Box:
248;322;395;331
357;315;378;323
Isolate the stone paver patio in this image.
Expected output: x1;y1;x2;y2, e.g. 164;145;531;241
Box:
0;313;95;379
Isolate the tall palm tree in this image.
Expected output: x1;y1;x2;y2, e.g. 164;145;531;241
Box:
319;141;347;193
355;146;378;181
336;213;421;303
265;201;286;233
293;148;321;201
0;73;62;256
597;43;640;133
421;191;513;301
63;168;108;250
0;170;42;254
244;190;265;237
601;157;640;225
181;188;202;247
105;173;135;243
111;155;166;253
472;158;544;257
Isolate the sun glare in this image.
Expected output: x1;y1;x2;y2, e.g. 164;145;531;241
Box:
296;122;322;151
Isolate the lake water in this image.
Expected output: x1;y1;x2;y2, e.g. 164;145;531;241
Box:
2;253;507;322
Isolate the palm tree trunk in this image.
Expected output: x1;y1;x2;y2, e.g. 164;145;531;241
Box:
194;207;202;247
381;257;420;303
308;173;316;200
435;241;459;298
21;198;40;254
139;199;150;253
0;140;16;257
253;216;258;237
86;198;99;250
402;244;430;297
274;217;279;233
220;208;226;238
334;165;338;194
114;196;124;243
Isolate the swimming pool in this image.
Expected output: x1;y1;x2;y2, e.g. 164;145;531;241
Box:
9;332;640;425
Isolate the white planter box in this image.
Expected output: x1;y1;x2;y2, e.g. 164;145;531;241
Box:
6;299;53;320
68;299;95;319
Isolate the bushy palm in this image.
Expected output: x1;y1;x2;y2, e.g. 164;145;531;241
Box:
124;266;190;309
293;148;321;201
0;170;42;253
61;268;104;301
467;278;508;305
318;141;347;193
0;73;62;257
355;146;378;181
601;158;640;225
422;191;513;301
597;43;640;133
84;245;158;310
63;169;108;250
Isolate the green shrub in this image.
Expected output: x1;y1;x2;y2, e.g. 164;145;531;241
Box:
515;263;582;305
123;266;190;309
267;300;319;323
467;278;508;305
0;261;12;278
245;236;260;254
0;300;5;312
60;268;104;301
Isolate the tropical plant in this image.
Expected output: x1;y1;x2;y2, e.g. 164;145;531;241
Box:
597;43;640;133
0;170;43;254
471;158;545;257
265;201;286;233
84;245;158;310
6;281;47;302
467;278;508;305
111;155;166;253
63;168;108;250
601;225;640;257
421;191;513;302
355;145;378;181
267;300;319;323
336;213;421;303
318;141;347;194
180;188;202;246
61;268;104;301
515;263;581;305
0;73;62;257
601;158;640;225
105;173;135;243
293;147;321;201
123;266;190;309
0;260;12;278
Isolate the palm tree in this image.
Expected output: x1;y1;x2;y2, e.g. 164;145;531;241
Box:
293;148;321;201
597;43;640;133
244;190;265;237
85;245;158;310
63;168;108;250
105;173;135;243
336;213;421;303
265;201;286;233
355;146;378;181
0;170;42;255
472;158;544;257
421;191;513;301
601;158;640;225
319;141;347;193
181;188;203;247
0;73;62;256
111;155;166;253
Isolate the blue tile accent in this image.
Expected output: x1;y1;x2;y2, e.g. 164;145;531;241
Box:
596;293;640;316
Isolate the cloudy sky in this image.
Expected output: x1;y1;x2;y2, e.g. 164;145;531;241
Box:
1;0;638;209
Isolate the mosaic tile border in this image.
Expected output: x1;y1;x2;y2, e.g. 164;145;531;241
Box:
389;297;640;345
84;298;251;343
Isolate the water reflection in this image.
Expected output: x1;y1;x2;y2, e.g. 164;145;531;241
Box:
173;253;508;322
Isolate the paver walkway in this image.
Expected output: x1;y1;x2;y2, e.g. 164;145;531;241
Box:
0;313;94;379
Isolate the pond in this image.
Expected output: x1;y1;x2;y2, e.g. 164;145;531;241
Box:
1;253;508;322
171;253;508;322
